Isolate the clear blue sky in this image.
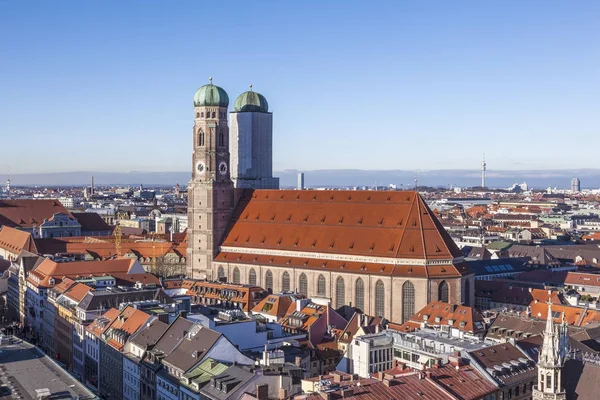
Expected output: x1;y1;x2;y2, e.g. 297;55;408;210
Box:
1;1;599;174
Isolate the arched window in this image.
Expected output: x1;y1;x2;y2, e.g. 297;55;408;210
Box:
402;281;415;323
438;281;449;303
375;280;385;317
248;268;257;286
265;270;273;292
232;267;240;284
212;111;216;118
299;273;308;296
282;272;290;292
196;112;199;118
218;266;225;280
336;277;345;308
198;130;204;147
463;279;471;306
218;131;224;147
355;278;365;311
200;112;204;118
317;274;326;296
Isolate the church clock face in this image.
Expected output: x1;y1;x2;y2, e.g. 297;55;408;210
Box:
196;162;205;173
219;161;228;175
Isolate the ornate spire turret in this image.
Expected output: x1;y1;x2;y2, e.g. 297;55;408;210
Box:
533;298;568;399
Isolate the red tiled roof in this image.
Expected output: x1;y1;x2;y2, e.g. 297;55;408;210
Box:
27;257;137;287
64;282;93;302
221;190;462;261
0;199;72;228
0;226;37;254
565;272;600;288
402;301;486;334
106;306;151;350
86;308;120;337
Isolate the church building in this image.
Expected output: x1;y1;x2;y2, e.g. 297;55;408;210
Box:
187;80;474;324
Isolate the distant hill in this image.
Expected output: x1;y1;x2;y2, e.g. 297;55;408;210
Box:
6;169;600;189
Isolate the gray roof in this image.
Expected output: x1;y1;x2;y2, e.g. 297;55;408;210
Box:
199;365;255;400
129;319;169;349
152;316;195;356
163;325;222;372
77;288;172;311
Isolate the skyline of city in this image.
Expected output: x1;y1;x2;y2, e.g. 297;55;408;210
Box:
2;1;600;174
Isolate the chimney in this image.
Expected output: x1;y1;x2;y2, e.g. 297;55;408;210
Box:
332;373;342;383
256;384;268;400
278;388;288;400
341;388;354;397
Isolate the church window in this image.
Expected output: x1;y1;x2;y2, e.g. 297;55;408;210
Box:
198;130;205;147
212;112;216;118
196;112;199;118
438;280;449;303
218;266;225;280
265;270;273;292
233;267;240;284
249;268;257;286
402;281;415;323
355;278;365;311
375;280;384;317
282;272;290;292
218;131;224;147
317;274;326;296
336;277;345;308
200;112;204;118
299;273;308;296
462;279;471;306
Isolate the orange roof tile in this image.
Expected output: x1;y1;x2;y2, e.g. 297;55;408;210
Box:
0;199;73;228
401;301;486;334
27;257;136;287
64;282;93;302
0;226;37;254
222;190;462;261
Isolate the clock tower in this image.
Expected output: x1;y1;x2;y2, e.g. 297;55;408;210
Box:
187;79;235;279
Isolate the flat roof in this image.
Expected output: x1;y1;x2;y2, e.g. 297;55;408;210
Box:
0;338;97;399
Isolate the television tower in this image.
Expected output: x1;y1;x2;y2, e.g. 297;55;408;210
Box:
481;153;486;188
5;166;10;193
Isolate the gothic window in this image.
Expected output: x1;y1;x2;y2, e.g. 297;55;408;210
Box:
438;280;449;303
196;112;199;118
248;268;257;286
200;112;204;118
218;266;225;280
374;280;385;317
402;281;415;323
282;272;290;292
355;278;365;311
198;130;205;147
462;279;471;306
212;112;216;118
218;131;224;147
232;267;240;284
299;273;308;296
336;277;345;308
265;270;273;292
317;274;326;296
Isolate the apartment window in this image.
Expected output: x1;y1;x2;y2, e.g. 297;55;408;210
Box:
299;273;308;296
375;279;385;317
355;278;365;311
317;274;326;296
336;277;345;308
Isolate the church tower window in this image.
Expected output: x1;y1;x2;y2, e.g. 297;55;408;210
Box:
232;267;240;284
219;131;224;147
402;281;415;323
282;272;290;292
299;273;308;296
375;280;384;317
336;277;345;308
265;270;273;292
198;130;204;147
355;278;365;311
438;280;449;303
317;274;326;296
248;268;257;286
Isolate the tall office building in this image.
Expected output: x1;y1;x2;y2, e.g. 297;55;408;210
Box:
229;86;279;189
571;178;580;193
297;172;305;190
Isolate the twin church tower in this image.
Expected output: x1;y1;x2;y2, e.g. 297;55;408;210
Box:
187;79;278;279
